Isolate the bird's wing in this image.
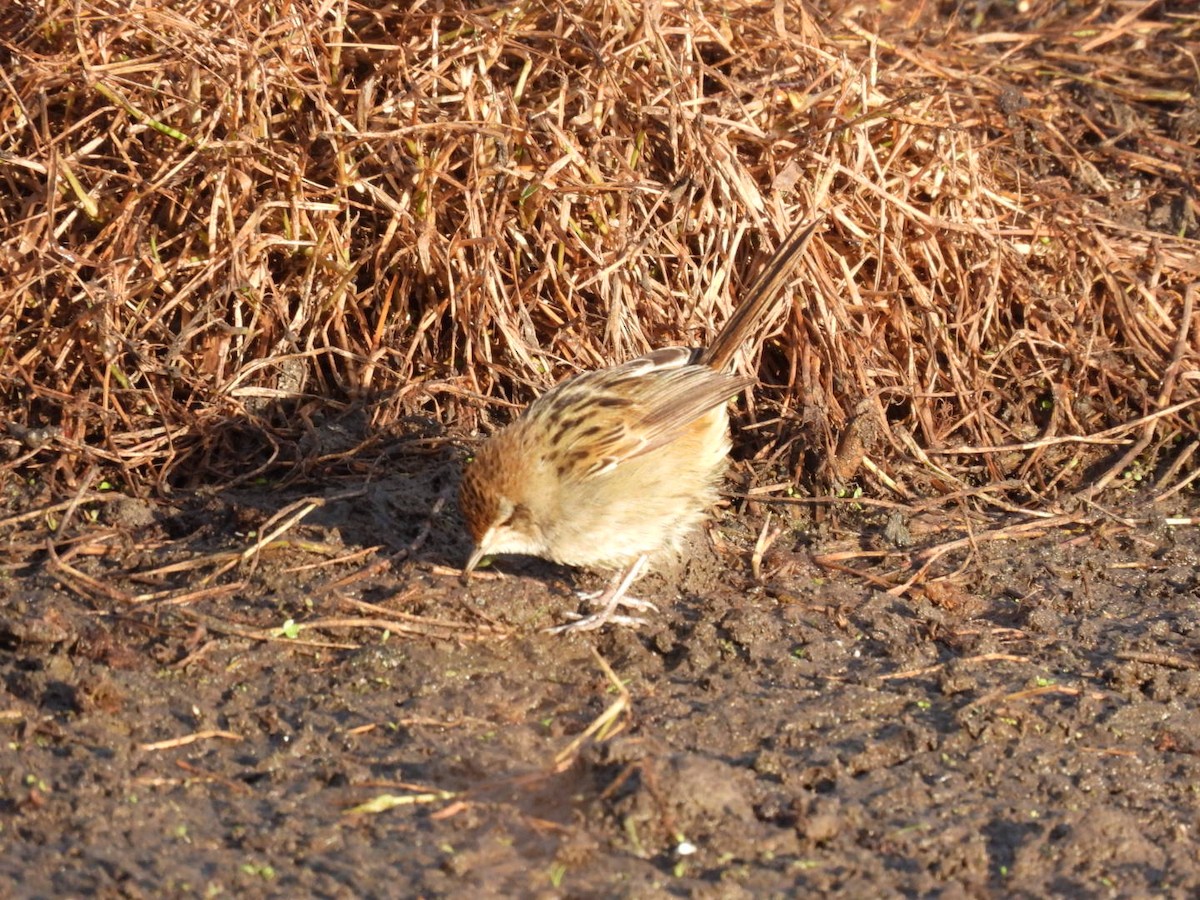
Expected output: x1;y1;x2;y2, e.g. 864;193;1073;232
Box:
528;349;751;480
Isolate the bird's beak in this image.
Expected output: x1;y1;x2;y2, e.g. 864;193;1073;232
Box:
462;530;492;582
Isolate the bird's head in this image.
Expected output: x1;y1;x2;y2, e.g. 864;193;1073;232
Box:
458;434;547;577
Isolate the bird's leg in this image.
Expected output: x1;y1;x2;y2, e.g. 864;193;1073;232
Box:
546;555;657;633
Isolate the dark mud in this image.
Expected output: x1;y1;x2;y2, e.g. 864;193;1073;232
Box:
2;457;1199;898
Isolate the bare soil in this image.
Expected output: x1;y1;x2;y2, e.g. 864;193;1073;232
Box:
3;446;1199;899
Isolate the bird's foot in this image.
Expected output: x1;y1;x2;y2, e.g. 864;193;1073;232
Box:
547;594;659;633
544;556;654;634
575;588;659;612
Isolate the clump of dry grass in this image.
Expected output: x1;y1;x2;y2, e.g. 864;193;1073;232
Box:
1;0;1196;518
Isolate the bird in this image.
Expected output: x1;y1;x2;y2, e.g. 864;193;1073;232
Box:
459;215;820;632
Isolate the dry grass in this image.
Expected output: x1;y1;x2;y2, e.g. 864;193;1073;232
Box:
1;0;1197;515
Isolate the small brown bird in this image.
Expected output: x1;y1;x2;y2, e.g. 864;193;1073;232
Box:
460;216;820;632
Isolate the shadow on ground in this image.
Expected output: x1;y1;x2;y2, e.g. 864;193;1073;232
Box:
2;448;1199;897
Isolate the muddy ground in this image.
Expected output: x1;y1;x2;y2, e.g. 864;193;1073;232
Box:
2;444;1199;899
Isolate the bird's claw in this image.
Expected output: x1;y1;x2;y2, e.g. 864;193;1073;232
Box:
574;589;659;613
544;611;649;634
544;592;658;634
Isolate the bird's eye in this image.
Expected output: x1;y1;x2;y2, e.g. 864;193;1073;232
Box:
497;502;527;529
